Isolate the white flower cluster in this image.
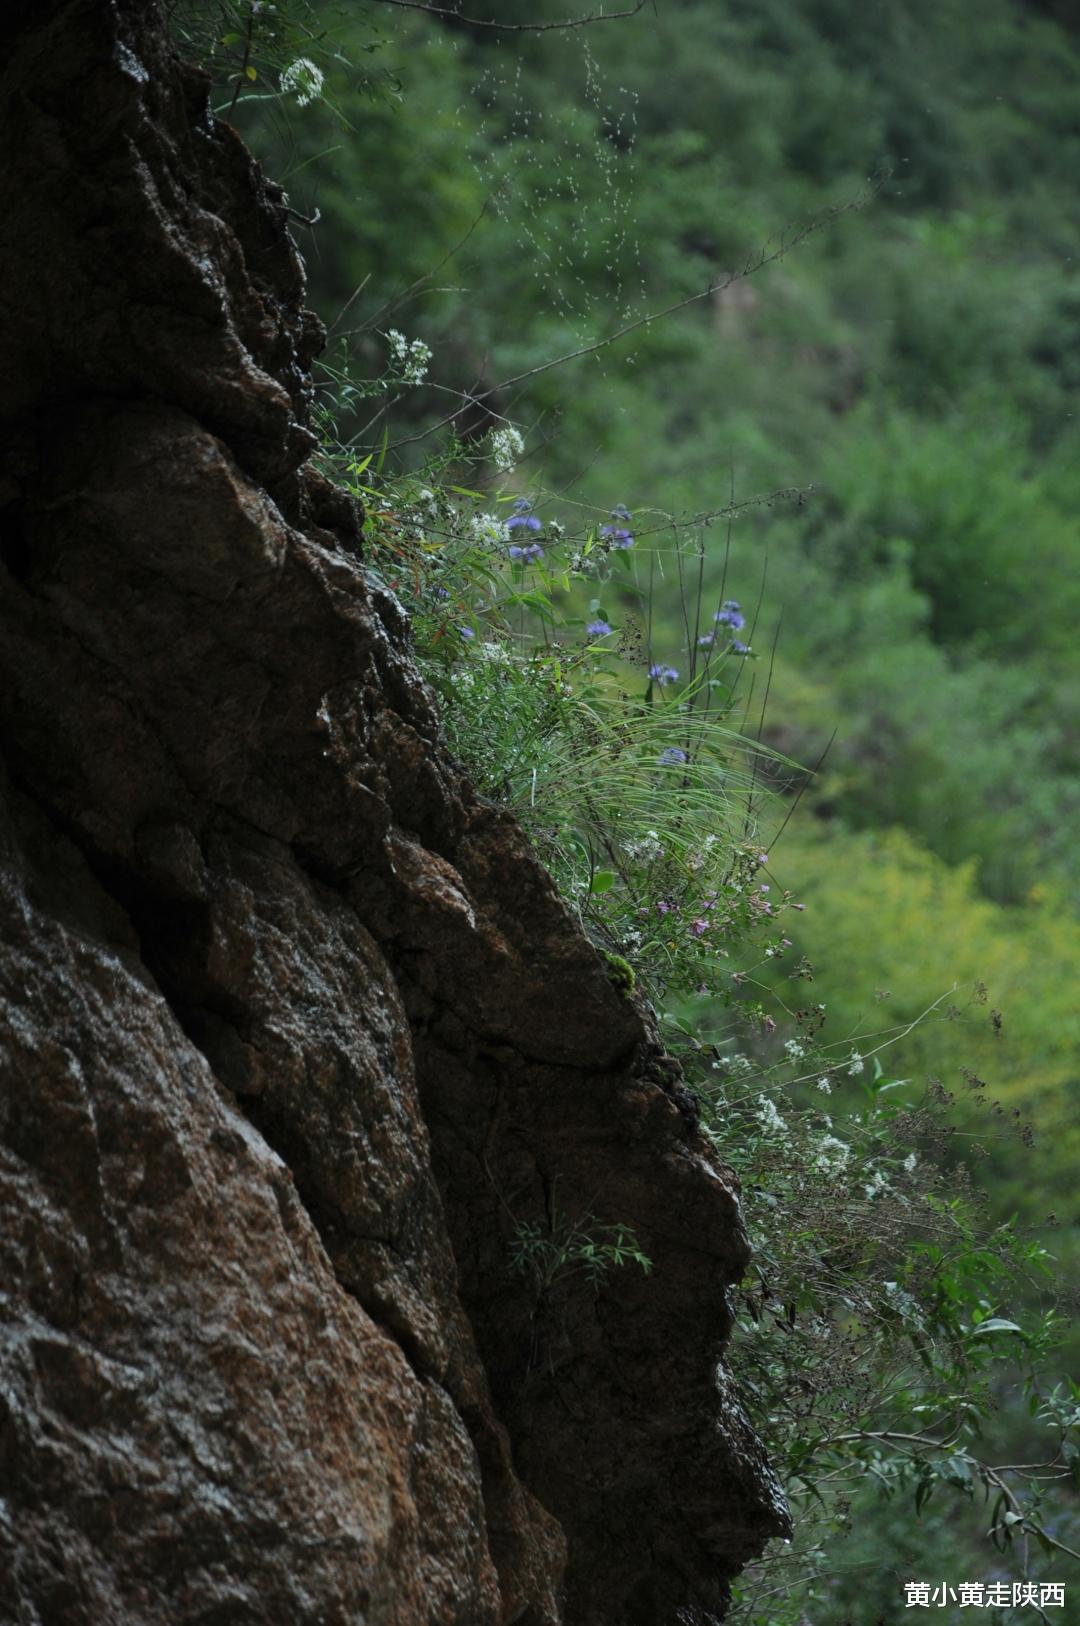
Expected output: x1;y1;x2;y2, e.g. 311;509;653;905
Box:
783;1039;805;1061
863;1168;890;1199
623;830;663;863
847;1049;865;1076
756;1097;788;1136
489;424;525;472
386;329;432;385
711;1053;753;1075
279;57;325;107
813;1134;850;1174
479;641;511;665
469;512;509;545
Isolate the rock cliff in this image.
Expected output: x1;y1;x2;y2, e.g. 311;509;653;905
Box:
0;3;788;1621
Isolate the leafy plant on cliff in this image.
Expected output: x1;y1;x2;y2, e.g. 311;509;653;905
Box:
334;393;1079;1618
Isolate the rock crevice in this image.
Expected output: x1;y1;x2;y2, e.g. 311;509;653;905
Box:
0;4;788;1622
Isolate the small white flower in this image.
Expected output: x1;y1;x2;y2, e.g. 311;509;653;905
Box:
813;1134;849;1174
816;1077;832;1094
489;424;525;472
280;56;324;107
469;512;509;546
903;1152;918;1173
713;1052;752;1075
756;1097;787;1136
847;1049;865;1077
863;1168;889;1199
784;1040;805;1061
385;329;432;385
623;830;663;864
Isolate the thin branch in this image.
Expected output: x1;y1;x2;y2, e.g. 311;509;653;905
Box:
766;727;836;854
351;191;501;338
387;174;888;452
368;0;648;32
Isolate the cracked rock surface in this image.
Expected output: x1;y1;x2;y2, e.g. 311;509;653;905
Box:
0;3;789;1622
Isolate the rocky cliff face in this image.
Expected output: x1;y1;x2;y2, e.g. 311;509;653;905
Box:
0;4;788;1621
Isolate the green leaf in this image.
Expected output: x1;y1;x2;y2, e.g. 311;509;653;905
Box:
972;1318;1023;1336
590;870;616;894
245;64;258;80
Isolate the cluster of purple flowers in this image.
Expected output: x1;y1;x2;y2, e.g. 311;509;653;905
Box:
507;497;542;533
699;631;750;654
695;601;751;654
714;599;745;630
586;618;614;637
659;746;688;765
649;663;679;685
600;503;635;548
507;498;544;563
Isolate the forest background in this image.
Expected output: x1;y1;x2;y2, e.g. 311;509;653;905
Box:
177;0;1080;1617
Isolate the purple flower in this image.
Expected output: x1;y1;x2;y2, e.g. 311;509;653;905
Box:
690;918;709;937
509;542;544;563
649;663;679;685
730;639;750;655
697;633;716;648
586;618;613;636
714;601;746;630
601;526;634;548
506;499;543;533
610;504;632;520
659;746;688;765
459;626;475;639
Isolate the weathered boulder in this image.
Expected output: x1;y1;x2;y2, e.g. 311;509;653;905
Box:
0;3;788;1621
